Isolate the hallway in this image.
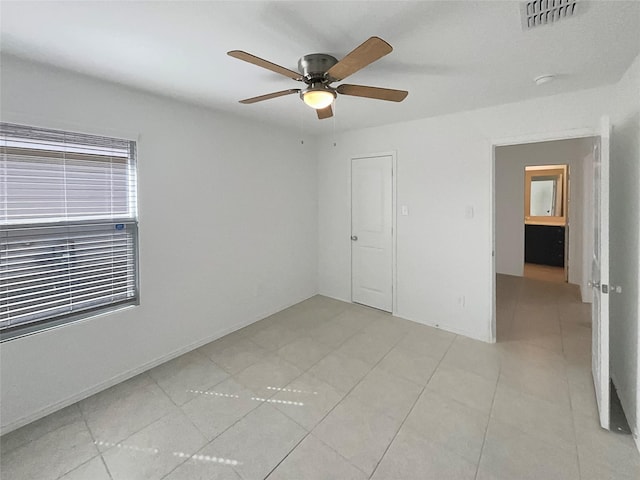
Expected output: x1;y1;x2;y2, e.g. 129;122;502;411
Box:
496;273;639;478
523;263;566;284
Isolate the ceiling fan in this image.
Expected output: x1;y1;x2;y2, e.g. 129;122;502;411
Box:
227;37;408;120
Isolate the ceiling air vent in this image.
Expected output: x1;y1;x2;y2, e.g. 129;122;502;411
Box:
521;0;578;29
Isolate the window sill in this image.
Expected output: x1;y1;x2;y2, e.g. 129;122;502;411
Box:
0;301;139;343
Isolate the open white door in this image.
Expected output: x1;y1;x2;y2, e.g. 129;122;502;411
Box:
591;116;610;430
351;155;393;312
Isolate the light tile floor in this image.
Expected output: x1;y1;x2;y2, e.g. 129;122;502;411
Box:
2;275;639;479
523;263;566;283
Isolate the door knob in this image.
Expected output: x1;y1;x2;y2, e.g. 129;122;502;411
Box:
588;281;600;288
351;235;358;241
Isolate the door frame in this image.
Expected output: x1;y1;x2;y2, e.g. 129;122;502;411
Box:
349;151;398;314
489;127;597;343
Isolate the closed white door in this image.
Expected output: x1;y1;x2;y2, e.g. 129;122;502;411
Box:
351;155;393;312
592;116;610;430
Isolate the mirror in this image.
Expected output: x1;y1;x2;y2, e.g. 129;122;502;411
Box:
530;175;561;216
525;165;567;225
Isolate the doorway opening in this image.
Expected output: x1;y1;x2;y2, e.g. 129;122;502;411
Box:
491;121;612;431
494;137;595;346
494;137;594;300
523;164;568;284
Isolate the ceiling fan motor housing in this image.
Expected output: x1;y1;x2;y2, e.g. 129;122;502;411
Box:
298;54;338;83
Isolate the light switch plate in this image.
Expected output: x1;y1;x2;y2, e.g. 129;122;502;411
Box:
401;205;409;216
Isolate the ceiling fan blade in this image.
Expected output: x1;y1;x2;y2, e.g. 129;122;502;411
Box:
326;37;393;81
228;50;302;80
316;105;333;120
239;89;300;104
336;84;408;102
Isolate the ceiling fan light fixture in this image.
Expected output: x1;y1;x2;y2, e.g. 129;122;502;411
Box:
302;89;335;109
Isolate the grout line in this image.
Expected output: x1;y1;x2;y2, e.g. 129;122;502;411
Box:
248;319;377;476
0;405;82;457
161;305;356;480
53;453;106;480
249;303;351;353
154;376;263;479
148;371;210;437
85;374;207;478
314;433;371;476
556;296;584;480
472;364;502;480
77;401;115;480
260;426;315;479
162;314;364;478
260;308;376;409
367;334;458;480
158;384;264;480
569;388;583;479
98;453;115;480
489;276;584;479
263;321;409;480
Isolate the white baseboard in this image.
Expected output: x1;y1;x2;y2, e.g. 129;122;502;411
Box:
255;295;491;355
319;292;491;343
316;292;350;304
392;310;490;343
0;294;316;436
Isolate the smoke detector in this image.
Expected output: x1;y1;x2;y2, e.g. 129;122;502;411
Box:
521;0;578;29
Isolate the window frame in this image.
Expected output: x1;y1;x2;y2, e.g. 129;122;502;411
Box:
0;124;140;342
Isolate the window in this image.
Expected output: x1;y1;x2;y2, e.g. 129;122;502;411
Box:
0;123;139;340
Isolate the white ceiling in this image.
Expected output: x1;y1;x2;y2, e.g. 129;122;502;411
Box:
2;1;639;133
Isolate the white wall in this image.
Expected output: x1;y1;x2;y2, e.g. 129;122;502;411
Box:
318;85;613;342
609;54;640;448
494;138;593;291
0;55;318;433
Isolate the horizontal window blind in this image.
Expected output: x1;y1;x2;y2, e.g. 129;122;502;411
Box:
1;123;136;225
1;123;138;338
0;223;137;330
